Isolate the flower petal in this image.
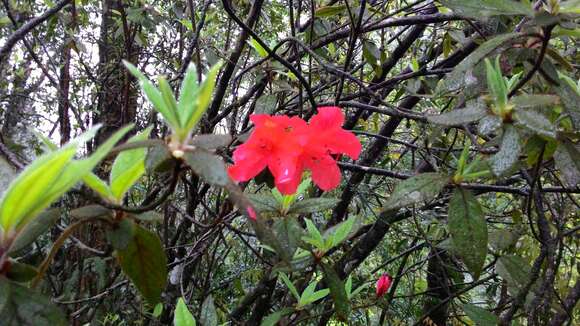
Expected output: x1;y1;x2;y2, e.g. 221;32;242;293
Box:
310;106;345;129
228;145;268;181
304;154;341;191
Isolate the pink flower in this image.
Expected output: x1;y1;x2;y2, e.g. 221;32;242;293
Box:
376;274;392;298
228;107;361;194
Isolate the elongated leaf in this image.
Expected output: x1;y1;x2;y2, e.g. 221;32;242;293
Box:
555;76;580;127
124;61;180;129
489;125;521;177
448;189;487;279
288;197;340;215
461;304;498;326
200;295;217;326
485;58;508;109
177;65;200;127
247;194;281;213
182;63;222;136
511;94;560;108
110;127;153;200
279;273;300;301
325;216;356;248
303;219;325;250
441;0;534;18
261;308;293;326
183;149;229;186
0;147;76;231
9;209;60;254
445;33;520;91
70;205;112;220
249;38;268;58
315;5;347;17
554;141;580;187
514;109;556;139
383;173;448;210
31;126;133;230
496;255;535;296
273;217;303;258
174;298;196;326
190;134;232;150
0;278;67;325
428;100;487;126
117;224;167;304
5;261;38;282
321;263;350;321
83;173;114;201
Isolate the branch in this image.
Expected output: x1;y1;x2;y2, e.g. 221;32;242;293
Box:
0;0;72;76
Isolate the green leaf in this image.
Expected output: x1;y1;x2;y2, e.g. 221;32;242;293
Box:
279;273;300;301
183;149;229;186
70;205;112;220
461;304;498;326
9;209;60;255
83;173;114;201
249;38;269;58
510;94;560;108
5;261;38;282
325;216;356;249
383;173;449;210
554;141;580;187
177;65;200;126
555;75;580;128
124;61;180;129
190;134;232;150
133;211;164;223
182;63;222;137
303;219;325;251
440;0;534;18
260;308;293;326
158;76;180;126
362;39;380;67
445;33;520;91
110;127;153;200
200;295;218;326
489;125;521;177
496;255;534;296
299;281;329;307
0;147;76;231
0;277;67;325
273;217;303;258
174;298;196;326
33;126;132;226
107;218;135;250
145;144;173;173
315;5;347;17
153;303;163;318
287;197;340;215
489;229;519;251
117;224;167;304
321;263;350;321
247;194;281;213
514;109;556;139
427;99;487;126
485;57;508;109
448;189;488;279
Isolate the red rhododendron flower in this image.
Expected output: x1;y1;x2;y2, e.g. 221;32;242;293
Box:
228;107;361;194
376;274;392;298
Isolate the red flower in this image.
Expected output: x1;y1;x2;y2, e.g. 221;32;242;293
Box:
228;107;361;194
375;274;392;298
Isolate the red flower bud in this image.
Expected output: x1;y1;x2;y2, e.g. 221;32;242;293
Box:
375;274;392;298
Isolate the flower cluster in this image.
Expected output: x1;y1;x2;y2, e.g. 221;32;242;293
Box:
228;107;362;194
